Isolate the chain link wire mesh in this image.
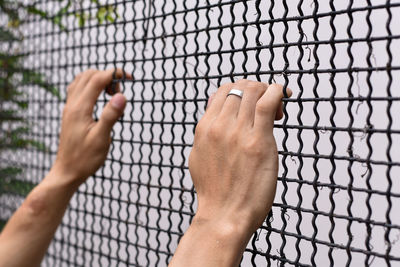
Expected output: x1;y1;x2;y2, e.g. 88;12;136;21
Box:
1;0;400;266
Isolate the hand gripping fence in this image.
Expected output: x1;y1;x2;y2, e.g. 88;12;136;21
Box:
1;0;400;266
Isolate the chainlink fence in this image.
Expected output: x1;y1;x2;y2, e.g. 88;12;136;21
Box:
1;0;400;266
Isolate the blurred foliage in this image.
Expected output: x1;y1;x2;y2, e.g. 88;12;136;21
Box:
0;0;119;231
0;168;35;195
2;0;119;30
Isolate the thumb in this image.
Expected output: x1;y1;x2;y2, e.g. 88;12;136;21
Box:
254;84;292;131
95;93;126;138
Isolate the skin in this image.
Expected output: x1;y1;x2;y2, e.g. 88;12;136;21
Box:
0;68;130;267
0;70;291;267
169;80;291;267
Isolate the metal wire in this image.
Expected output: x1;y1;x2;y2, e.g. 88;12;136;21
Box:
1;0;400;266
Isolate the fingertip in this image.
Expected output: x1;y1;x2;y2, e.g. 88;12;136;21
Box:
285;87;293;98
125;72;133;80
106;82;121;95
111;93;126;111
108;68;133;81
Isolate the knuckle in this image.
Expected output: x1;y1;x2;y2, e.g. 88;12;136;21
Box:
269;83;283;91
247;82;266;94
219;82;234;91
246;82;262;92
207;122;224;142
242;139;266;158
87;68;97;73
84;69;98;77
194;120;206;136
236;79;249;85
67;85;74;95
236;80;266;95
253;86;266;98
227;131;240;147
90;72;105;85
257;85;266;95
73;74;82;83
255;101;272;114
63;103;81;118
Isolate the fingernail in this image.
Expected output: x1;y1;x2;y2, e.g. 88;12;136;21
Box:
111;93;126;110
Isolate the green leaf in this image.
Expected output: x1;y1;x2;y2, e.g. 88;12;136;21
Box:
15;100;29;109
0;26;21;42
0;52;25;65
0;178;36;196
0;0;20;23
47;1;72;30
94;5;119;25
26;6;48;19
55;2;72;16
26;140;46;152
52;16;65;31
76;13;86;27
106;14;115;23
0;220;7;231
10;126;30;136
0;167;22;180
96;7;107;24
0;110;24;122
0;127;46;151
21;70;61;99
0;79;26;101
7;19;20;28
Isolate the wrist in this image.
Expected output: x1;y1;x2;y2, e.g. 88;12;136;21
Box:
192;210;255;247
21;167;79;219
173;213;253;267
43;165;82;193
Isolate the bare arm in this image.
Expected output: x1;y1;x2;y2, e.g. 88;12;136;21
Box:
0;69;129;267
0;74;290;267
169;80;292;267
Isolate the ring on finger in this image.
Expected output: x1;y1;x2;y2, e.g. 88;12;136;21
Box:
227;88;244;98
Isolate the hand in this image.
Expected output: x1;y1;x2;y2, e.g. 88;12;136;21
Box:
189;79;292;235
53;69;131;186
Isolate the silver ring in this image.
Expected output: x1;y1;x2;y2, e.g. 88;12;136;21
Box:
227;88;243;98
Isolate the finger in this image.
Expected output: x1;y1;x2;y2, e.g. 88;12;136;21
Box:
74;69;99;95
79;68;128;114
205;93;216;112
254;84;292;131
218;89;242;120
275;87;293;120
66;71;87;100
92;93;126;140
236;81;268;127
206;93;216;110
105;71;133;95
106;82;120;95
202;83;234;120
275;101;283;120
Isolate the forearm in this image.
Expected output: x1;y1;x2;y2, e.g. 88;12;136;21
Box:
0;69;128;267
0;168;79;267
169;214;253;267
